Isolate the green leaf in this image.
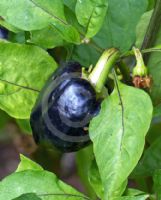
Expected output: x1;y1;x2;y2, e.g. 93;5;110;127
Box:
0;40;57;119
135;10;153;48
117;195;149;200
16;119;32;134
0;0;80;44
125;188;146;196
94;0;148;52
13;193;41;200
0;19;21;33
76;147;97;199
63;0;76;11
89;82;153;199
153;169;161;199
88;159;104;199
75;0;108;38
16;154;43;172
72;44;100;67
51;21;80;44
132;135;161;177
29;26;64;49
0;170;88;200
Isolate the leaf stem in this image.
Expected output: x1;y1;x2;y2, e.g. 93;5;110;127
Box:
141;0;161;63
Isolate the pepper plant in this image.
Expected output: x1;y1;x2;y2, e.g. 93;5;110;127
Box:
0;0;161;199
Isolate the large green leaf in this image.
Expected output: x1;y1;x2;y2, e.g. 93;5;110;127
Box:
13;193;41;200
132;135;161;177
153;170;161;199
148;27;161;105
94;0;148;52
89;82;153;199
75;0;108;38
0;170;87;200
0;40;57;119
0;155;88;200
0;0;80;44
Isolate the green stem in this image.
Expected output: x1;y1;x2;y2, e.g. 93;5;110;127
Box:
88;48;120;93
133;47;145;68
120;46;161;58
141;0;161;63
132;47;148;77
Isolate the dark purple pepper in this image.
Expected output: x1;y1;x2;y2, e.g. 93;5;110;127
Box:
30;61;100;152
0;27;8;39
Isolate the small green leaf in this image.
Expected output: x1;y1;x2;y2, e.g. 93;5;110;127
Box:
0;40;57;119
153;170;161;199
51;21;80;44
117;195;149;200
75;0;108;38
16;154;43;172
125;188;146;196
16;119;32;134
29;26;64;49
135;10;152;48
89;82;153;199
13;193;41;200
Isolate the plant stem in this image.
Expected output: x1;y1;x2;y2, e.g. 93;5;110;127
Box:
88;48;120;93
141;0;161;63
120;46;161;58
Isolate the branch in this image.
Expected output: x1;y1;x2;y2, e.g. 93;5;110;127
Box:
141;0;161;63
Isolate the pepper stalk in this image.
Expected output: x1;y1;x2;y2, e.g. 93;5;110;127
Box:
88;48;120;93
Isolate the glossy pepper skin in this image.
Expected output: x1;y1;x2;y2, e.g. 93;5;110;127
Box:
0;27;8;39
30;61;100;152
